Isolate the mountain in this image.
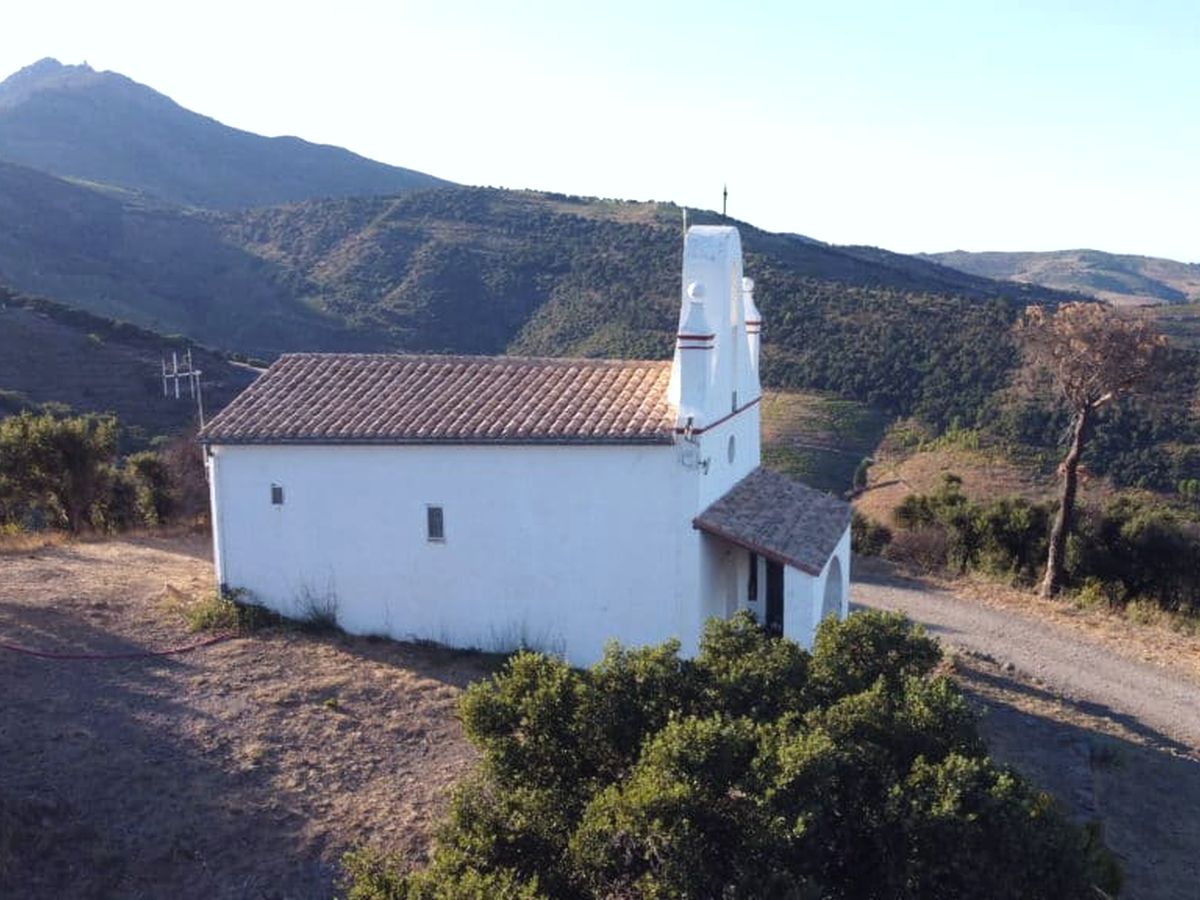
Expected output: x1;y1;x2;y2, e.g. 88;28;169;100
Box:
0;159;372;354
0;284;256;436
922;249;1200;307
0;156;1082;429
0;58;449;209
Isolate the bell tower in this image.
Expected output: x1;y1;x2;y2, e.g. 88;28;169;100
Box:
667;226;761;429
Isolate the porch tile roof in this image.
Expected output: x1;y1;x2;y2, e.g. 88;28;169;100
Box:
693;467;852;575
198;353;676;445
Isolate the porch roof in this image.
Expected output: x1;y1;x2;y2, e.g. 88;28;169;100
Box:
693;467;852;576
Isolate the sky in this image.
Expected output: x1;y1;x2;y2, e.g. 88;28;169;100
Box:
2;0;1197;261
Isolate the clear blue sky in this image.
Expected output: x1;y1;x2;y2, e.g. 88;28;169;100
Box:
3;0;1197;261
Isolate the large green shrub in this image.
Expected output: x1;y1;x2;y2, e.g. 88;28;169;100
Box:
1072;496;1200;614
0;411;119;531
891;475;1049;581
888;475;1200;616
342;613;1119;899
851;509;892;556
0;411;182;532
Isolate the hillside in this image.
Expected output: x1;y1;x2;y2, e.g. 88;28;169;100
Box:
0;58;449;209
220;188;1078;426
0;157;1084;426
0;285;256;436
0;160;372;355
923;249;1200;306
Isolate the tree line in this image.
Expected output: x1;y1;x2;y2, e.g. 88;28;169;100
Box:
0;412;205;534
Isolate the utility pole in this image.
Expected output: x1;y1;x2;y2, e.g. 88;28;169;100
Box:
161;347;206;428
722;184;728;219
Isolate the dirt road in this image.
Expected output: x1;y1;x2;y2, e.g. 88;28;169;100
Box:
852;562;1200;754
853;560;1200;900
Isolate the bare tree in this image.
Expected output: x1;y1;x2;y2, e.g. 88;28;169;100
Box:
1017;303;1166;597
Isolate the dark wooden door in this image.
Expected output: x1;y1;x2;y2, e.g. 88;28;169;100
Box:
765;560;784;636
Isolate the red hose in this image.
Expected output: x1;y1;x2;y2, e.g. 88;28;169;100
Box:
0;632;237;661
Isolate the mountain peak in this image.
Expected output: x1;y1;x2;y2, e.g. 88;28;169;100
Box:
0;57;102;108
20;57;69;74
0;58;450;208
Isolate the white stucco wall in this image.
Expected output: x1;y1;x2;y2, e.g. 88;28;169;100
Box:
204;224;853;666
780;526;852;649
720;525;854;652
209;442;716;666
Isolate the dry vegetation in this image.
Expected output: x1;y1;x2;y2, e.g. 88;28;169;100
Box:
0;535;493;899
3;534;1199;898
853;443;1118;525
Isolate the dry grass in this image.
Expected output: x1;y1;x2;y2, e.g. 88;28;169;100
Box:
853;445;1111;526
0;529;69;556
0;534;497;898
857;555;1200;682
0;522;208;557
863;440;1180;526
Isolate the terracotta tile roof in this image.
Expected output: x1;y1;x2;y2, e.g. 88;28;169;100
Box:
199;353;677;445
694;467;852;575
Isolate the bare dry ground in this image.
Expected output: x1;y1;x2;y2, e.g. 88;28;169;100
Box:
4;535;1199;898
952;650;1200;900
0;534;493;899
854;559;1200;900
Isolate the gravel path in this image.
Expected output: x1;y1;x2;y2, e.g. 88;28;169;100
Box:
852;566;1200;755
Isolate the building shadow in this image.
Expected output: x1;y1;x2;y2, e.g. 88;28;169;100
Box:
955;659;1200;900
0;601;334;899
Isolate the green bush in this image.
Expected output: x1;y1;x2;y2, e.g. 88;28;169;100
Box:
888;476;1200;617
891;475;1048;581
124;450;173;526
851;509;892;555
0;411;185;533
0;411;119;532
181;589;280;633
1072;497;1200;614
343;612;1119;899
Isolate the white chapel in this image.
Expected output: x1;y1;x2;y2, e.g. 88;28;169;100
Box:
199;226;851;665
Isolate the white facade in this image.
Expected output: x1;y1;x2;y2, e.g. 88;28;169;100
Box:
205;226;850;666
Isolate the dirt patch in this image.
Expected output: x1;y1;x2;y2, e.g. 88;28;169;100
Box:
954;652;1200;900
856;555;1200;683
0;535;495;899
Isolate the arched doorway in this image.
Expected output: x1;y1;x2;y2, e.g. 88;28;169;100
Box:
820;556;843;621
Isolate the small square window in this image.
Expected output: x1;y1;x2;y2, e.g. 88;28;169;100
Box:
271;484;284;505
426;505;445;541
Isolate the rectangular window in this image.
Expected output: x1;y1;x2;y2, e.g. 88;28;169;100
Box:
270;484;284;505
748;552;758;603
426;505;445;541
